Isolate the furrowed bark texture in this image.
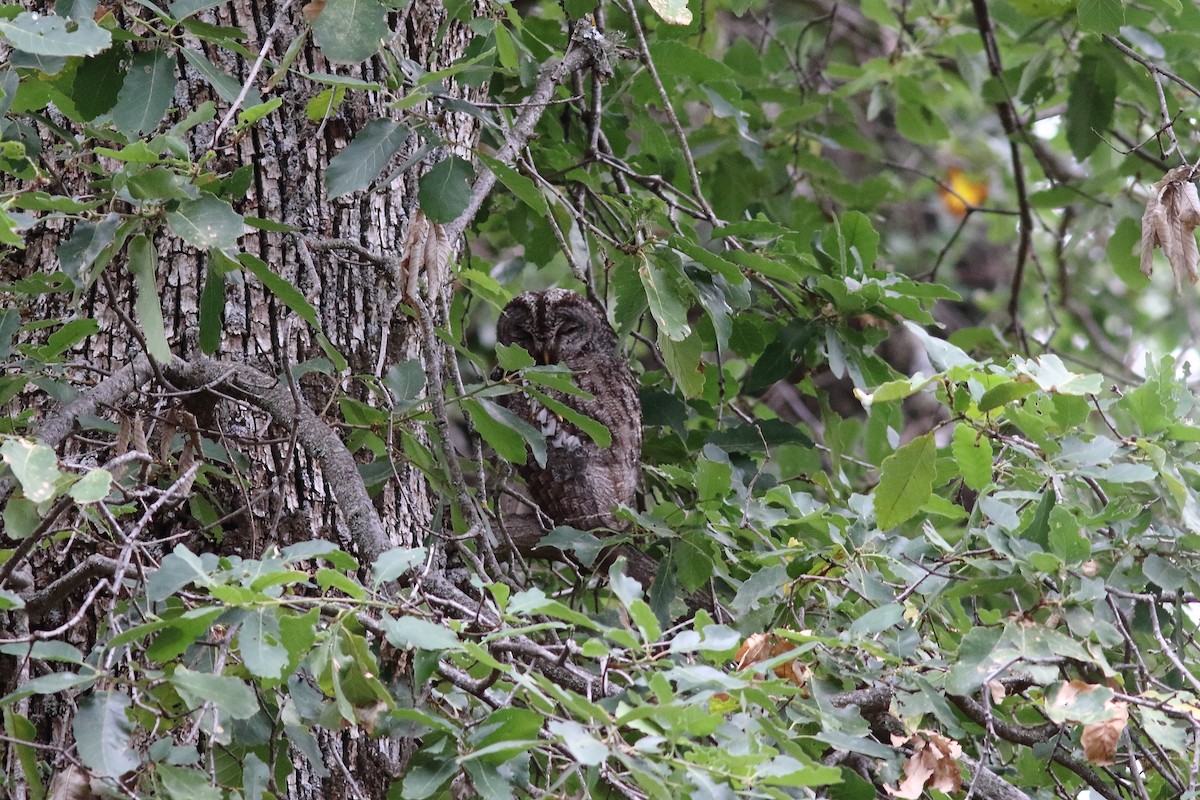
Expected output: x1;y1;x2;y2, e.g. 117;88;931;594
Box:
0;0;487;796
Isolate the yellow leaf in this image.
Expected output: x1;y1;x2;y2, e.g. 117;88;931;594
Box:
939;167;989;218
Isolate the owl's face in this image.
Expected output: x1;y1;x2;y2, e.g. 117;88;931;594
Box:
496;289;616;366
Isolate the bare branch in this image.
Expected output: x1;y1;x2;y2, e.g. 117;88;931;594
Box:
445;41;600;242
163;357;393;565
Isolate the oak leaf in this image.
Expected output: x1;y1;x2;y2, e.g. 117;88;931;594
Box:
1140;166;1200;292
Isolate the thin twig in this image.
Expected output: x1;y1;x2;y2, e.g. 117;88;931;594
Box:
210;0;296;148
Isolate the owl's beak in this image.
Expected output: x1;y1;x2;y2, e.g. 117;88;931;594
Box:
538;345;556;365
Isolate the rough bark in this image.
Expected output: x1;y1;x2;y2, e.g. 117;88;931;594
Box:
1;0;486;796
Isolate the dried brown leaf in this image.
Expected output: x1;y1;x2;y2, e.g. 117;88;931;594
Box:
732;633;808;688
885;731;963;799
48;764;98;800
1081;701;1128;766
1140;166;1200;291
301;0;326;21
987;679;1007;704
924;732;964;794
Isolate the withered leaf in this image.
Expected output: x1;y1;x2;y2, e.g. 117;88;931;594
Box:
1140;166;1200;292
1081;701;1128;766
886;730;964;799
301;0;326;21
732;632;809;689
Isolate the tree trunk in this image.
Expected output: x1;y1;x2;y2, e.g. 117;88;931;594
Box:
1;0;486;795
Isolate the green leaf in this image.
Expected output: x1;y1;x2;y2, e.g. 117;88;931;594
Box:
978;379;1036;413
0;206;24;248
469;707;544;765
111;49;177;136
158;765;223;800
315;567;366;599
373;546;427;583
463;398;546;467
705;420;812;452
74;691;139;778
170;666;259;719
312;0;388;64
147;546;215;601
326;119;411;198
166;195;245;252
72;43;127;120
3;710;44;800
874;433;935;529
523;386;612;448
57;212;121;287
1007;0;1073;16
0;12;111;56
401;756;456;799
495;342;536;371
168;0;225;18
384;360;427;403
1015;354;1103;395
418;156;475;224
659;330;704;398
840;210;879;268
198;255;231;354
1046;681;1114;724
849;603;904;637
1065;53;1116;160
477;153;549;216
547;719;608;765
98;140;162;163
0;587;23;614
69;467;112;503
3;497;39;538
235;98;281;130
145;608;224;662
669;236;746;286
951;424;992;491
238;607;289;679
127;234;173;362
279;607;320;666
538;526;604;565
1;438;61;503
1076;0;1124;34
381;616;461;651
639;254;691;341
1047;506;1089;564
128;167;202;201
1144;553;1187;592
306;86;345;122
646;0;692;24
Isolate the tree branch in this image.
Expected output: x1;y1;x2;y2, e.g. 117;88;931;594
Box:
445;39;598;241
163;357;393;565
0;355;155;506
949;693;1123;800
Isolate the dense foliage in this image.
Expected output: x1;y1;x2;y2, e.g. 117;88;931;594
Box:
4;0;1200;798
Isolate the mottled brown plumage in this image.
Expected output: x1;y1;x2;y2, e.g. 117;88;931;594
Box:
495;289;641;532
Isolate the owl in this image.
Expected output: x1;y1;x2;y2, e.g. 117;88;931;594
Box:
495;289;642;533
